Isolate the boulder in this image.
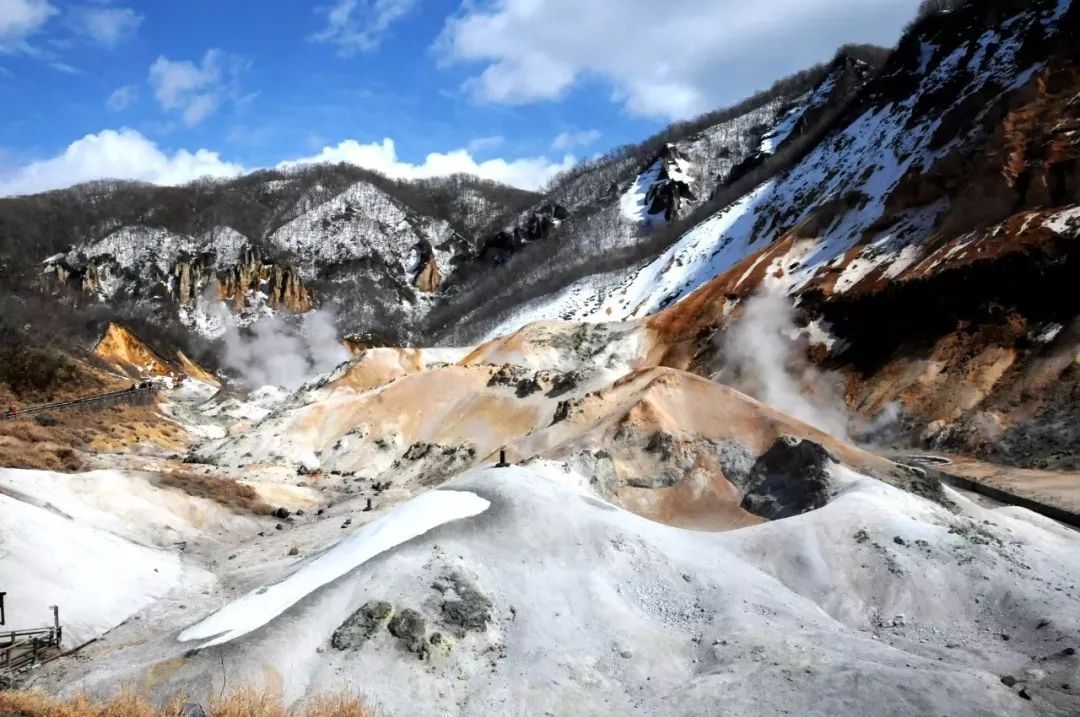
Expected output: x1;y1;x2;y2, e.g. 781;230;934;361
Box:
740;437;836;520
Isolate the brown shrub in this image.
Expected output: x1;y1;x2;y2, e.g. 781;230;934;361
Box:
156;470;273;516
304;693;377;717
0;689;375;717
0;415;95;471
0;420;53;443
0;347;124;409
0;436;84;472
208;686;287;717
0;346;80;399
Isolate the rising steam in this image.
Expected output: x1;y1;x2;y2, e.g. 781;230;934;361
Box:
712;288;852;440
221;309;350;390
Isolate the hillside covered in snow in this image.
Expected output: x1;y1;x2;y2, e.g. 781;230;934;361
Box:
2;1;1080;714
2;311;1078;715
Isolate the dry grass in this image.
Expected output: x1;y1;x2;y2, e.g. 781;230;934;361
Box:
302;693;377;717
0;404;186;472
0;339;190;473
0;688;376;717
155;470;273;516
0;419;85;472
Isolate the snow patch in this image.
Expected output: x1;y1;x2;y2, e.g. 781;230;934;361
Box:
1044;205;1080;236
178;489;491;648
0;478;188;646
1030;322;1064;344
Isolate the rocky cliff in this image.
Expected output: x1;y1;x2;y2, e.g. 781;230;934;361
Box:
453;0;1079;469
8;169;538;343
5;0;1078;470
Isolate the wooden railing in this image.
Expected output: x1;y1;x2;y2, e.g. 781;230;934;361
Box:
1;626;61;675
0;385;157;422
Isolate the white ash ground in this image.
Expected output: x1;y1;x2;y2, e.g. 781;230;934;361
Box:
18;464;1080;716
2;335;1078;716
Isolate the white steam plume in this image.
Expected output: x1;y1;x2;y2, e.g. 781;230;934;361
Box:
712;288;851;440
221;309;350;390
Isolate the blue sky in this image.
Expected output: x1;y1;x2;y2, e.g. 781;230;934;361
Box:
0;0;923;195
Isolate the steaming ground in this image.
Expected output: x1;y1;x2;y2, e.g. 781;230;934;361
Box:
221;309;351;390
711;289;853;441
7;315;1080;715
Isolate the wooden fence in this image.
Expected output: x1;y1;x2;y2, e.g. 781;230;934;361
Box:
0;385;157;422
1;625;62;676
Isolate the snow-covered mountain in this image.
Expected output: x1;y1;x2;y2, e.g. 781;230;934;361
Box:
3;0;1078;466
2;45;876;348
425;47;884;341
4;3;1080;713
472;3;1074;333
8;167;536;343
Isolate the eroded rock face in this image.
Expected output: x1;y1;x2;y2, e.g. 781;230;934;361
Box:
560;451;621;498
390;441;480;487
486;364;564;398
173;261;208;307
740;437;836;520
886;62;1080;239
41;256;115;302
176;246;313;314
50;241;315;331
411;240;444;293
415;257;443;292
613;426;757;492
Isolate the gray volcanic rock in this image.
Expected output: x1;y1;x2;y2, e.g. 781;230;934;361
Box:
437;572;493;633
740;436;836;520
387;608;428;655
331;600;395;650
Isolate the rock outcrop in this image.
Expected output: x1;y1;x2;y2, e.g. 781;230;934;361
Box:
92;323;217;384
93;323;174;378
411;241;445;293
644;145;697;221
476;202;570;265
172;246;313;314
332;600;395;650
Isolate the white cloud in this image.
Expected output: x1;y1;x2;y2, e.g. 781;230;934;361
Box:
148;49;248;126
67;5;141;48
0;130;574;197
0;128;244;197
106;84;137;111
438;0;920;120
0;0;57;53
280;137;574;190
310;0;417;56
552;129;601;151
466;135;504;153
48;59;79;74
